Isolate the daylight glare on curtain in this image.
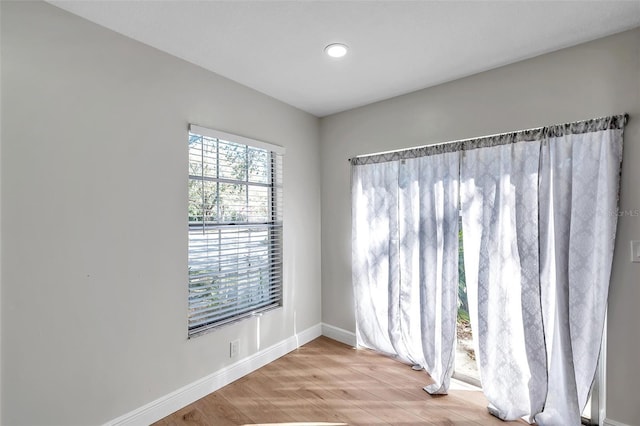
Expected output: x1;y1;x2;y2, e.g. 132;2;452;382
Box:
460;140;547;422
535;128;624;425
460;121;624;424
352;152;460;394
351;114;626;425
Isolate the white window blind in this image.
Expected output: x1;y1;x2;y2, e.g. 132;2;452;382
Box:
188;125;283;337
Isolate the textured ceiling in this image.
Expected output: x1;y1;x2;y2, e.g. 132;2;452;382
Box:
49;0;640;117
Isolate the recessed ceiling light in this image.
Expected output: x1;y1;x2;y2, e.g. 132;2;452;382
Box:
325;43;348;58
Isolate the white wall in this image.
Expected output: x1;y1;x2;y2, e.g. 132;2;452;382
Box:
0;2;321;425
320;28;640;425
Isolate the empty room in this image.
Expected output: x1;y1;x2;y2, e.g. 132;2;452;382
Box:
2;1;640;425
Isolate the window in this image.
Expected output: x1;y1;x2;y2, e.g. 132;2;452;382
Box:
187;125;284;337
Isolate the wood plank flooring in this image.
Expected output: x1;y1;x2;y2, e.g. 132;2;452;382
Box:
154;336;526;426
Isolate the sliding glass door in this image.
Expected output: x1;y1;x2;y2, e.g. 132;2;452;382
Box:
454;215;481;386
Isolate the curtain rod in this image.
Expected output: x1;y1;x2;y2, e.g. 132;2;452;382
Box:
348;113;629;165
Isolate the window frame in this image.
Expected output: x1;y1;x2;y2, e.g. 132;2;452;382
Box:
187;124;284;338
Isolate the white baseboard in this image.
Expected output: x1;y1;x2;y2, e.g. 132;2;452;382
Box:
604;418;632;426
321;322;357;347
104;323;322;426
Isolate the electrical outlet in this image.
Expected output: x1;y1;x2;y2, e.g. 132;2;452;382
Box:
631;240;640;263
230;340;239;358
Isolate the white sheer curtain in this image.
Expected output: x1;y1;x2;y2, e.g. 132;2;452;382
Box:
352;152;460;394
460;124;624;424
535;129;623;425
460;140;547;422
351;115;625;424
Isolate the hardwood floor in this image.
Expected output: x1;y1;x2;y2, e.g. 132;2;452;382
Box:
154;336;525;426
